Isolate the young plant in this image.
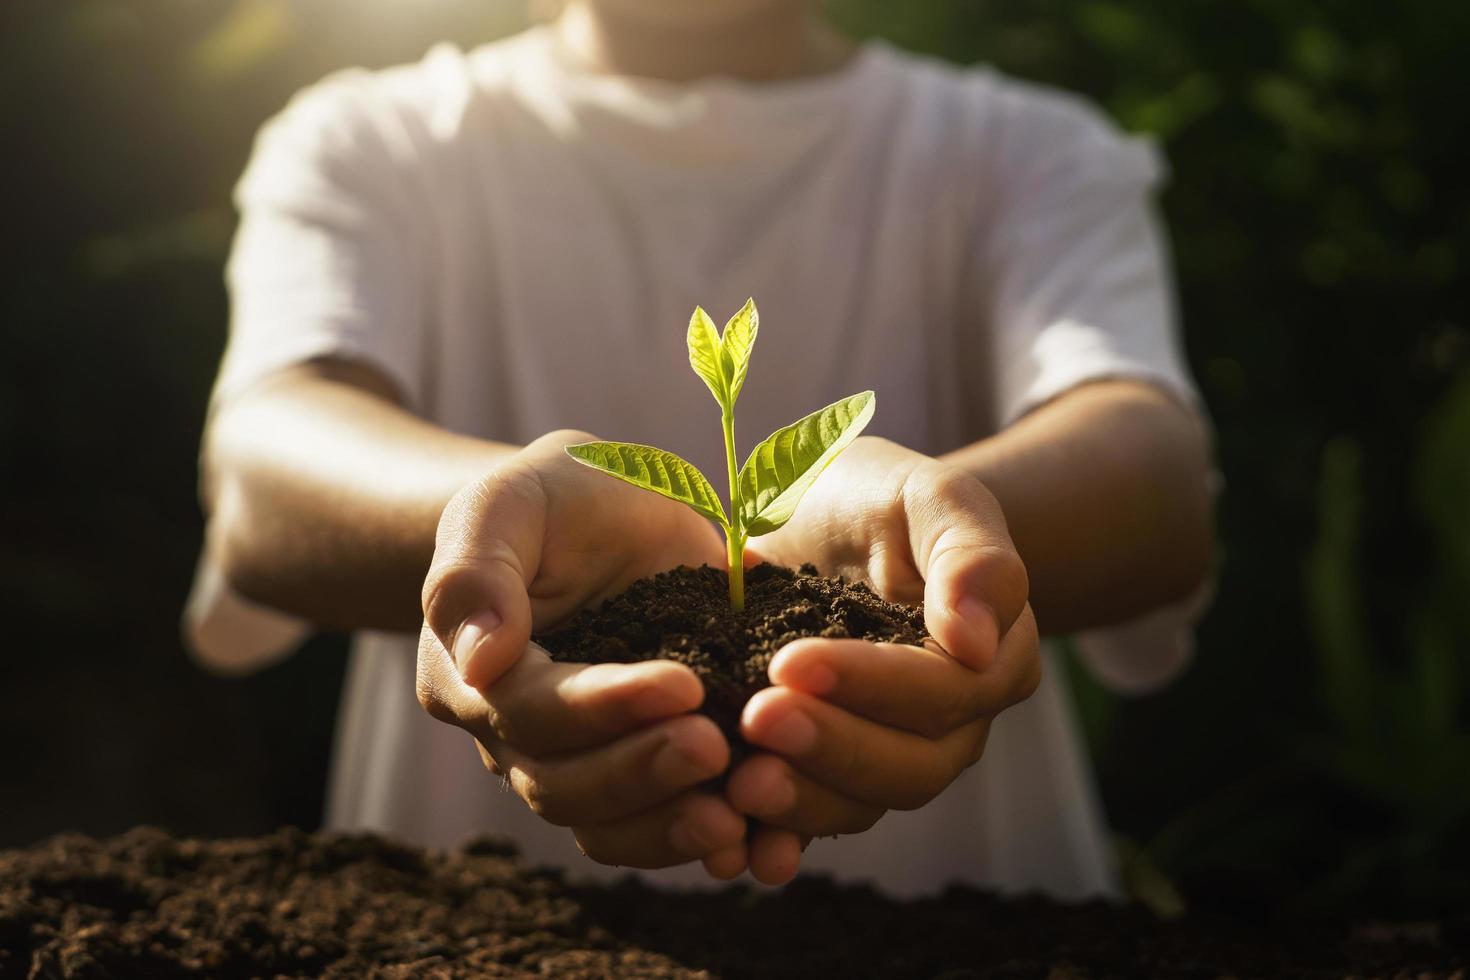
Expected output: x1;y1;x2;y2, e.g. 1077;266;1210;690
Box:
564;299;874;610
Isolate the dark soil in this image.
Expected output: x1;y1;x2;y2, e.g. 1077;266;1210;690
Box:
534;563;928;753
2;827;1465;979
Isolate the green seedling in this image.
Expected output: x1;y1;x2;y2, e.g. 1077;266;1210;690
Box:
565;299;874;610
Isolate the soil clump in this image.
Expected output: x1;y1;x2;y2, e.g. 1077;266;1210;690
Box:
2;827;1464;979
534;563;929;753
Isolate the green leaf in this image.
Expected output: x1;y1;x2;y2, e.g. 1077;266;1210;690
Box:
566;441;728;527
687;306;727;406
719;298;759;406
737;391;875;536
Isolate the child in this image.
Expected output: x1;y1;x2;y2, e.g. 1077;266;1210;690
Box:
188;0;1213;896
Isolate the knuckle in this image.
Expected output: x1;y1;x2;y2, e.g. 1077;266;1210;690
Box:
413;628;458;725
420;559;481;636
483;679;530;746
514;768;572;827
1013;652;1043;704
904;461;987;525
482;463;548;512
997;611;1042;708
433;480;502;559
484;699;519;746
414;673;451;724
927;464;982;507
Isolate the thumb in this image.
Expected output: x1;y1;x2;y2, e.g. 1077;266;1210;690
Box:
907;467;1029;671
421;469;543;689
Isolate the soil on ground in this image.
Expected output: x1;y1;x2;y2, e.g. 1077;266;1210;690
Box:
534;563;928;752
2;827;1465;979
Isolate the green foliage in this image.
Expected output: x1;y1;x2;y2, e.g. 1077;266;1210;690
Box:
719;301;758;406
1296;431;1470;909
737;391;875;537
1114;836;1186;921
563;442;727;527
567;302;874;608
687;300;759;408
686;306;731;407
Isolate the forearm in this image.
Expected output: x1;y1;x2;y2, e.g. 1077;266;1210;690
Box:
943;380;1213;634
202;359;517;632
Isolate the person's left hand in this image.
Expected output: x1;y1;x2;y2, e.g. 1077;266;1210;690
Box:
720;437;1041;884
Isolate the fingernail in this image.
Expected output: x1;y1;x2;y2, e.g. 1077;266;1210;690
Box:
757;708;817;756
770;645;836;694
453;611;502;677
956;596;999;664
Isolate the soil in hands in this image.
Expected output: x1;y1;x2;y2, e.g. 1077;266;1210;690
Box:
533;563;929;753
3;827;1466;979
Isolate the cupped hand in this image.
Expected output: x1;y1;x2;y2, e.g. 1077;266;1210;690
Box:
415;430;749;875
732;437;1041;884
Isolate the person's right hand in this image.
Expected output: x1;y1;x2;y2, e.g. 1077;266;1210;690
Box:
415;430;750;876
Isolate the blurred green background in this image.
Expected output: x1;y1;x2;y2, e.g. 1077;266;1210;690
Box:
1;0;1466;919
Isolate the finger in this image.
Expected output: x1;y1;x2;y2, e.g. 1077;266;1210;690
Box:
475;742;499;774
747;826;804;886
769;639;980;738
416;622;495;733
573;793;747;870
701;842;749;881
769;633;1039;739
726;753;885;837
417;624;515;773
486;653;703;756
422;464;548;689
902;463;1029;670
495;713;730;826
741;686;990;811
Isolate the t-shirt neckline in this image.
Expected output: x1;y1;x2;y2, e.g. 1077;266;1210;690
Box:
524;25;887;118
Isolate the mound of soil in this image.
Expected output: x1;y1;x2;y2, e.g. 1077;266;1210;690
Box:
534;563;928;752
2;827;1465;979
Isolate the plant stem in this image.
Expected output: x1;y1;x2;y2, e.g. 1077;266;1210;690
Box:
726;527;745;611
721;407;745;610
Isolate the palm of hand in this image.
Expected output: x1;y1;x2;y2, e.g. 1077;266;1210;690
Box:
516;439;729;631
746;438;927;604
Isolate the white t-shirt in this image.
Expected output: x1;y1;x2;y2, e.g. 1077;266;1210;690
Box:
187;27;1204;900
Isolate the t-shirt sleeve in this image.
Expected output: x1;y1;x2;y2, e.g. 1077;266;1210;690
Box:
980;83;1198;428
214;69;429;409
186;71;431;674
977;84;1214;694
